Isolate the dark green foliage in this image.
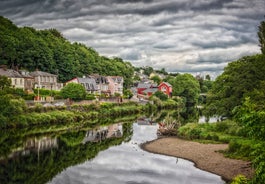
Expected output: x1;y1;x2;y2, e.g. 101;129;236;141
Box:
0;75;11;90
168;73;200;107
0;94;26;127
60;83;86;100
123;89;133;99
150;75;162;84
152;90;168;101
205;54;265;117
0;16;134;87
258;19;265;54
234;97;265;141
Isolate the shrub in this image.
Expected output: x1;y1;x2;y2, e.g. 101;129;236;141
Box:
231;175;248;184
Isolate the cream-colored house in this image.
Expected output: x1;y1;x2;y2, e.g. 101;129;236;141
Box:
29;71;62;91
0;67;25;89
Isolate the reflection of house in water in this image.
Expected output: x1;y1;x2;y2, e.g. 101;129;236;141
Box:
137;117;157;126
82;123;123;144
3;136;58;159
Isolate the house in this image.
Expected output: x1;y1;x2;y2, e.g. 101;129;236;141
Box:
19;70;34;92
107;76;123;96
30;70;60;91
136;82;154;95
158;82;172;97
66;77;98;93
89;74;110;95
0;67;25;89
143;87;158;97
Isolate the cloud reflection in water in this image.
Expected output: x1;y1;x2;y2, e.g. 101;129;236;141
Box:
49;123;224;184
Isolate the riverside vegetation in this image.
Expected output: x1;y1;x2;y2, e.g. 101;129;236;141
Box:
1;15;265;184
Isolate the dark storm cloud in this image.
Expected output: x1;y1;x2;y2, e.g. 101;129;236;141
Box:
0;0;264;76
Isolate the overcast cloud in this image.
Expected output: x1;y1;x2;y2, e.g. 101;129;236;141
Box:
0;0;264;78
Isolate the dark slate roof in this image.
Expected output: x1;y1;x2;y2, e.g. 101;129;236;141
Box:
143;88;158;93
137;83;152;89
30;71;57;77
0;68;23;78
89;74;109;84
77;77;98;90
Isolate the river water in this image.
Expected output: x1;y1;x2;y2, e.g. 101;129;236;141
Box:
48;120;225;184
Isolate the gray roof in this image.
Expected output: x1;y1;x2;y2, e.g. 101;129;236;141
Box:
77;77;97;90
137;83;152;89
30;71;57;77
143;88;158;93
0;68;23;78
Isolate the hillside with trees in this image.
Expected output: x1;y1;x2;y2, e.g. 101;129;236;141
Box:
0;16;134;88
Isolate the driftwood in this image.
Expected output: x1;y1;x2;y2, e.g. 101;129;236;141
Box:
157;116;181;136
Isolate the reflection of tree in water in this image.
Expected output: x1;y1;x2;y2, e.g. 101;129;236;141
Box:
179;107;199;125
0;122;133;184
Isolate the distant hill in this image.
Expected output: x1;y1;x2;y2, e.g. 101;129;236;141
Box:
0;16;134;88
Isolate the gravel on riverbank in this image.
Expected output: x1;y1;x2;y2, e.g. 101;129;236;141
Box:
141;137;254;182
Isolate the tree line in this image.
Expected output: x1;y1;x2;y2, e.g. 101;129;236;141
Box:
0;16;134;88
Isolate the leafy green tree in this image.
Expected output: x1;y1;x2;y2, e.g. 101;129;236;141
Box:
123;89;133;99
258;19;265;54
205;74;211;81
60;83;86;100
233;97;265;140
150;75;162;85
205;54;265;117
169;73;200;107
143;66;154;76
0;76;11;90
0;94;26;126
152;91;168;101
0;16;135;86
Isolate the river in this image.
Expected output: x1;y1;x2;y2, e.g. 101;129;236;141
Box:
48;119;224;184
0;114;224;184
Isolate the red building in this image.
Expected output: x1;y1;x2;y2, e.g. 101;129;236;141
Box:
158;82;172;97
136;83;154;95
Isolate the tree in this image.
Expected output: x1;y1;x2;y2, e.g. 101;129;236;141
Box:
0;76;11;90
258;19;265;54
168;73;200;107
205;54;265;117
150;75;162;85
60;83;86;100
0;16;135;85
0;94;26;126
205;74;211;81
152;91;168;101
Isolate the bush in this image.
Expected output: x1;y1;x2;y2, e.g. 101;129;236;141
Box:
231;175;248;184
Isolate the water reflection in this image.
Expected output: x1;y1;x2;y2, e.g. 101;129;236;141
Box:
0;121;133;184
82;124;123;143
0;112;224;184
49;119;224;184
5;136;58;159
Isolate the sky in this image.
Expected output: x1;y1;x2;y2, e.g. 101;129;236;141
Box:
0;0;264;78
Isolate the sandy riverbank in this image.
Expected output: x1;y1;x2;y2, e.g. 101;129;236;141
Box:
141;137;254;182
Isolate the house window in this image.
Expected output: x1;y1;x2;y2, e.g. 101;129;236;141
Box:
161;86;167;92
14;79;17;85
20;79;23;85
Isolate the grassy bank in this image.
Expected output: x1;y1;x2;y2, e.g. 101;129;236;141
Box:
1;99;179;129
178;121;265;183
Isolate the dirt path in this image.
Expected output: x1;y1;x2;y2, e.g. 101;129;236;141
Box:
141;137;254;182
